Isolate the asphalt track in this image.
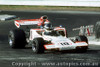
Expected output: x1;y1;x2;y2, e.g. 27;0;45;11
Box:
0;10;100;67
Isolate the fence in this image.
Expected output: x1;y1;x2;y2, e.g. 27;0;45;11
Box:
0;0;100;7
73;25;94;36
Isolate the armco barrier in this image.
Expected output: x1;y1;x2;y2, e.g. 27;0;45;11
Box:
0;0;100;7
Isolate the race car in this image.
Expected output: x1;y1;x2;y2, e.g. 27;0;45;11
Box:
8;16;88;53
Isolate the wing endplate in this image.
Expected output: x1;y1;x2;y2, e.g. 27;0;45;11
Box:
15;19;40;28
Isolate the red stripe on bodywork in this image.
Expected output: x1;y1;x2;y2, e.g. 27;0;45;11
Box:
15;23;19;27
44;44;54;50
75;41;86;43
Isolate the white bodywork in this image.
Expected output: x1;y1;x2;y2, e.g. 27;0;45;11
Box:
14;17;88;51
29;28;88;51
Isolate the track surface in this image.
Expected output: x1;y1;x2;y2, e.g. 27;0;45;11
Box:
0;11;100;67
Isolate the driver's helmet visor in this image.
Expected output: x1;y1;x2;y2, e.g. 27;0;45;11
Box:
45;23;52;29
47;24;52;27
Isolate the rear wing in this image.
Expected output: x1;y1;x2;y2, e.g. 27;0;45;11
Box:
15;19;40;28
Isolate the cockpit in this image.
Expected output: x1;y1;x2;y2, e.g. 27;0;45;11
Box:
44;30;60;36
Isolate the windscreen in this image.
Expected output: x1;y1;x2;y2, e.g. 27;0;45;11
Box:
44;31;60;36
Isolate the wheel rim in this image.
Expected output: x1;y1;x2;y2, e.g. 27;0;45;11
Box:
9;38;13;46
32;41;37;52
9;34;14;47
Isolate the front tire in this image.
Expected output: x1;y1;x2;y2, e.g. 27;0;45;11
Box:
75;35;88;52
75;35;88;44
32;38;45;54
8;29;26;48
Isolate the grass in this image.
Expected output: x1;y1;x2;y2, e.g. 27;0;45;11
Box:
0;5;100;11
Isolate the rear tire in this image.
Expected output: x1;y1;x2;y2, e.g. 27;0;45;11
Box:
32;38;45;54
8;29;26;48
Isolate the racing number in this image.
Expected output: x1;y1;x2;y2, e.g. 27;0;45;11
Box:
60;42;69;45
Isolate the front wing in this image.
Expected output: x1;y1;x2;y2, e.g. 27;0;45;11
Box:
44;42;88;51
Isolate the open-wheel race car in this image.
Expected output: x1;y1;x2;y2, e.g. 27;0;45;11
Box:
8;16;88;53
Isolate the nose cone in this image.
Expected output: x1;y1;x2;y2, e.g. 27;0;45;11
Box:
49;36;69;43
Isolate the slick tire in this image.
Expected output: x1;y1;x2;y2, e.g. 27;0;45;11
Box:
8;29;26;48
32;38;45;54
95;21;100;38
75;35;88;44
75;35;88;52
